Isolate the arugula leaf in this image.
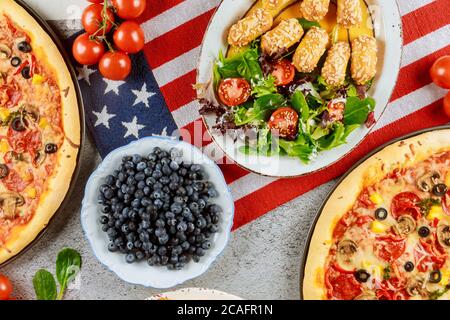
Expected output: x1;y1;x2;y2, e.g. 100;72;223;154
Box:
234;94;286;125
343;96;376;125
251;75;277;98
56;248;81;300
291;90;309;122
33;269;57;301
297;18;321;31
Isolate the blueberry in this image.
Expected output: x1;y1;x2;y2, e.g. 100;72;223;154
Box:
209;225;219;233
212;215;220;224
141;220;150;229
136;162;147;171
103;188;114;200
170;148;182;159
179;168;188;177
139;232;149;242
162;165;172;175
189;202;199;212
160;256;169;266
207;188;218;198
201;240;211;250
198;199;206;209
126;242;134;250
181;241;190;251
145;177;156;186
173;245;183;255
154;199;163;209
137;181;146;190
171;202;183;214
155;227;166;238
169;182;179;191
108;243;118;252
196;217;207;229
190;164;201;172
196;234;206;244
134;240;142;249
167;218;177;226
131;199;141;208
152;190;162;199
196;247;205;257
209;204;222;214
143;186;151;196
192;255;200;263
121;224;130;234
187;222;195;233
170;255;179;264
165;211;175;219
148;255;161;266
118;172;127;182
132;154;143;164
134;190;144;199
152;170;163;179
105;175;115;185
159;176;170;185
124;161;135;170
157;246;167;256
177;221;188;232
158;234;169;244
135;251;145;260
185;185;193;196
122;156;132;162
101;225;109;232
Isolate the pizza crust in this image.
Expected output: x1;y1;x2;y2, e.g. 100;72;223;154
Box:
0;0;81;264
303;128;450;300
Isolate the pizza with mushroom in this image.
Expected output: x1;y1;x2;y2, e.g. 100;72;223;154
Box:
303;128;450;300
0;0;80;264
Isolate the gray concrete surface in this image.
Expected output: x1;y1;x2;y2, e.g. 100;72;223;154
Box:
0;1;337;300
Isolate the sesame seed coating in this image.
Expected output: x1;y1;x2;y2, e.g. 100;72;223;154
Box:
337;0;363;28
321;42;351;87
228;9;273;47
351;35;378;85
292;26;329;73
262;0;281;9
261;19;304;56
300;0;330;22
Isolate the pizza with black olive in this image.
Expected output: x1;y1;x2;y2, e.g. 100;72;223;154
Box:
303;128;450;300
0;0;80;264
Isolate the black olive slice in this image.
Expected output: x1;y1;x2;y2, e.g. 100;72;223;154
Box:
429;270;442;284
375;208;388;221
45;143;58;154
0;164;9;179
11;116;26;132
21;66;31;79
17;41;32;53
418;226;430;238
10;56;21;67
404;261;414;272
354;269;370;283
432;184;448;197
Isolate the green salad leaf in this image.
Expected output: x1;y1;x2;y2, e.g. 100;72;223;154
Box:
343;96;376;125
234;94;286;126
251;75;277;98
291;90;309;122
56;248;82;300
318;123;359;150
278;136;316;163
33;269;57;301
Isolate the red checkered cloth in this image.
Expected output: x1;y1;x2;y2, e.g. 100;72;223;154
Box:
138;0;450;230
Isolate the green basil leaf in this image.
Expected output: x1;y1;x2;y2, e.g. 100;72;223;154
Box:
251;75;277;98
33;269;57;300
235;94;286;125
343;96;376;125
56;248;81;299
278;136;316;163
297;18;321;31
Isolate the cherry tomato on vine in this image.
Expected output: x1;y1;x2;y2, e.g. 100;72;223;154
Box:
87;0;104;3
72;33;105;65
0;274;13;300
113;21;145;54
99;51;132;80
111;0;147;19
444;92;450;118
82;4;115;35
430;56;450;89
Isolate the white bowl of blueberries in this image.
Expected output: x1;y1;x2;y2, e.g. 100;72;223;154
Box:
81;136;234;288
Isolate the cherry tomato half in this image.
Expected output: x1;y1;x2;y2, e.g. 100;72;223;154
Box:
268;107;299;140
72;33;105;65
217;78;251;107
113;21;145;54
82;4;115;35
271;59;295;86
0;275;12;300
430;56;450;89
444;91;450;119
111;0;147;19
99;51;132;81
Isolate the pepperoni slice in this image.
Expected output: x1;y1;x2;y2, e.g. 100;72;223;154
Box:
414;239;447;272
373;235;406;262
391;192;422;220
0;83;22;109
2;168;32;193
327;273;362;300
7;127;41;155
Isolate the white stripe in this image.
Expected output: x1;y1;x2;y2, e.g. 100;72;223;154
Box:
141;0;220;42
203;142;225;162
171;101;201;128
396;0;435;16
152;46;200;87
402;25;450;67
229;174;277;201
373;83;447;130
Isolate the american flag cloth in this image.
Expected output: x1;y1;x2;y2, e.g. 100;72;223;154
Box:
75;0;450;230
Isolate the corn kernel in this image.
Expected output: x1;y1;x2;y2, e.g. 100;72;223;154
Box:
440;270;450;286
0;140;9;153
26;187;37;199
39;117;48;128
371;220;387;233
369;192;383;205
0;108;10;122
427;206;444;221
445;171;450;188
32;74;45;85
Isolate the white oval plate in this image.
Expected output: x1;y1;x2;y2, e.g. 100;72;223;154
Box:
196;0;403;177
147;287;243;300
81;136;235;289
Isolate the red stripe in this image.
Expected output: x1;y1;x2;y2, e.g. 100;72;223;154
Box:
390;45;450;101
143;9;215;69
137;0;185;23
232;99;448;230
160;70;197;112
401;0;450;45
